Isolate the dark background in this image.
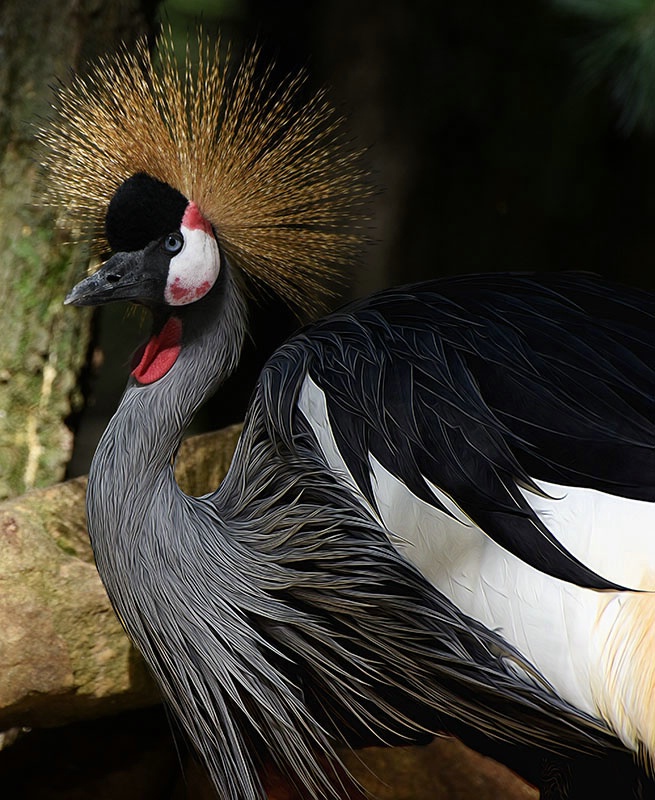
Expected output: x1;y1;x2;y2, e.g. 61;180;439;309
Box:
179;0;655;291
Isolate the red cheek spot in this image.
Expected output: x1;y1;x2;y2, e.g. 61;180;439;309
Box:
195;280;211;299
131;317;182;384
168;276;212;303
168;277;192;302
182;202;213;235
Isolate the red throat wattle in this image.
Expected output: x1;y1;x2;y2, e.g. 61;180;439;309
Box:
131;317;183;384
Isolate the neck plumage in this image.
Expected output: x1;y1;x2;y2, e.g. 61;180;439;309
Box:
86;263;247;571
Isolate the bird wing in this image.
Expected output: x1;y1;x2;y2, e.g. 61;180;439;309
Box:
265;272;655;591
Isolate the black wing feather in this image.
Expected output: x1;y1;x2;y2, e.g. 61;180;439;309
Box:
263;273;655;590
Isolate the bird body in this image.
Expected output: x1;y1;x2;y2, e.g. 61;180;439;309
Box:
275;273;655;761
303;352;655;757
77;262;655;798
288;276;655;751
41;29;655;799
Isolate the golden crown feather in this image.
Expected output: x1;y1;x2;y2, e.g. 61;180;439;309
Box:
38;29;371;308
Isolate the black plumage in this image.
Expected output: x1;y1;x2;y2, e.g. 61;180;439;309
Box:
262;272;655;591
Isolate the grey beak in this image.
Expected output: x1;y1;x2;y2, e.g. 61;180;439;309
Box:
65;251;149;307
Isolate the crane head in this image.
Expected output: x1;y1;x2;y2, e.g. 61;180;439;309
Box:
38;30;371;315
65;173;221;308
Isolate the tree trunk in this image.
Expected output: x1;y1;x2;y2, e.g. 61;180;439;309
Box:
0;0;159;499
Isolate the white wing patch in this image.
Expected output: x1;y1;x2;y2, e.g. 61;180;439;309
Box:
298;374;362;498
517;480;655;591
368;453;600;717
297;373;655;758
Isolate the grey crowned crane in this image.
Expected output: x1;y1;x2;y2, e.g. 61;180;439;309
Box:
41;31;655;800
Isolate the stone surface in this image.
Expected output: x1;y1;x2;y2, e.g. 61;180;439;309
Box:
0;425;243;729
0;475;157;729
341;737;537;799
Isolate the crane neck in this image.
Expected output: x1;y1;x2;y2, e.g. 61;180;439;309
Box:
92;262;247;488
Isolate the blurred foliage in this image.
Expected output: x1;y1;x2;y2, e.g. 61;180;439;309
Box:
165;0;242;14
161;0;244;42
552;0;655;132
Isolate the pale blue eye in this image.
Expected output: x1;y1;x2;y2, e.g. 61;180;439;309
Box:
164;232;184;254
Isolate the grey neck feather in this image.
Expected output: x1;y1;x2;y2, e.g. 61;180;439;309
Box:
86;261;246;577
83;262;348;800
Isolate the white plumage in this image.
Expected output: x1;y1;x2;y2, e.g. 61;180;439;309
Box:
299;373;655;758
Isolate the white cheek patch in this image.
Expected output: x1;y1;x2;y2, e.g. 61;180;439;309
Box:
164;203;221;306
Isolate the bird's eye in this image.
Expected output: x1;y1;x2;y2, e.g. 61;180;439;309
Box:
164;232;184;254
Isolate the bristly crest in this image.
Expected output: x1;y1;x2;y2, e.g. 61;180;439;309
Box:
38;29;371;310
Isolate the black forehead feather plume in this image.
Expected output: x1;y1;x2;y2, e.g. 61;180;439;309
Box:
105;173;189;253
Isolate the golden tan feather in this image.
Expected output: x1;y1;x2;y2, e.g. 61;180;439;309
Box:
593;587;655;772
38;30;371;309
